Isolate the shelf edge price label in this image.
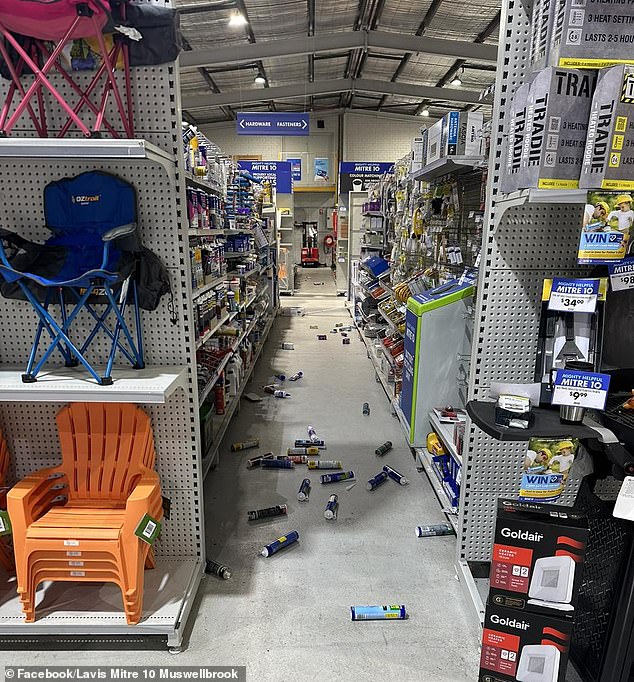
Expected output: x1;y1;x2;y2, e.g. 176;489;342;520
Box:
551;369;611;410
548;277;599;313
609;258;634;292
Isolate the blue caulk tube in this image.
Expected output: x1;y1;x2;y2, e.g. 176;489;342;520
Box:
383;464;408;486
367;471;388;491
261;530;299;557
297;478;311;501
295;439;326;448
320;471;355;484
261;458;295;469
324;494;338;520
350;605;407;621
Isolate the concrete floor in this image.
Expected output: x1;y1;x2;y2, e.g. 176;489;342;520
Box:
0;269;482;678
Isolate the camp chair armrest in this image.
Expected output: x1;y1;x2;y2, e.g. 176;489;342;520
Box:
102;223;137;242
7;468;67;526
0;230;32;269
123;473;163;537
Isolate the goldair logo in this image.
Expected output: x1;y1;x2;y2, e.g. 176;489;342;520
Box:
490;614;530;629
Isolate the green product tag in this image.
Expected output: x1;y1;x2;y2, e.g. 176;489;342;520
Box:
134;513;161;545
0;510;12;537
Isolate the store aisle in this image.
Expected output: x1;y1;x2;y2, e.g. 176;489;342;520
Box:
195;292;481;681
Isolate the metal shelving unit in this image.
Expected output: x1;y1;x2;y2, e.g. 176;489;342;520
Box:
411;155;486;182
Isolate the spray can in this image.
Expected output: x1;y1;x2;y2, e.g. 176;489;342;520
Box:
363;403;370;416
367;471;388;491
324;494;338;520
247;504;288;521
375;441;393;456
307;460;343;470
343;338;351;345
297;478;311;501
289;371;303;381
288;447;319;456
350;605;407;621
274;374;286;382
307;425;318;443
295;439;326;448
317;335;327;340
247;453;274;468
288;455;307;464
274;390;291;398
261;530;299;557
321;471;355;484
416;524;454;537
261;459;295;469
231;439;260;452
205;559;232;580
383;464;408;486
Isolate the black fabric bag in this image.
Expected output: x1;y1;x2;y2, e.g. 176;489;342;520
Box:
125;4;181;67
134;246;172;312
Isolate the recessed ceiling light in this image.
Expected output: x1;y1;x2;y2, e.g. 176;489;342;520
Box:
228;12;247;26
254;74;266;84
450;76;462;87
419;108;430;117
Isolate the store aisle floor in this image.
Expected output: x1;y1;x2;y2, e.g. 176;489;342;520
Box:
196;291;481;681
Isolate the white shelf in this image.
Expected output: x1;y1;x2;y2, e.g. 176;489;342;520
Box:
227;265;264;279
416;448;459;530
0;558;202;644
411;155;486;182
362;211;384;217
224;250;256;258
185;171;223;196
0;366;187;404
378;306;403;336
428;412;463;466
188;228;225;237
192;274;226;299
0;138;173;164
494;188;586;208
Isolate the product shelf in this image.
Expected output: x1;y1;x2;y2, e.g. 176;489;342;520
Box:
429;412;463;466
411;156;486;182
494;188;586;208
0;366;188;404
356;324;395;402
378;306;404;336
188;228;225;237
362;211;384;217
195;308;239;350
202;314;275;478
192;274;226;300
416;448;459;530
185;171;223;196
224;250;256;259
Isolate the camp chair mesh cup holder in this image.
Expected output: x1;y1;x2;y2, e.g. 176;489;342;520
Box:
0;0;134;139
0;171;145;385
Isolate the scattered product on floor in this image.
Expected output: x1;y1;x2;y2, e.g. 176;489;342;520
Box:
346;482;357;491
247;453;275;468
288;455;308;464
274;390;291;398
383;464;408;485
317;334;327;340
324;494;338;520
281;342;295;350
260;530;300;557
313;282;325;286
321;471;355;484
205;559;232;580
363;402;370;415
416;524;455;537
274;374;286;382
343;338;351;345
307;460;343;470
263;384;279;394
350;605;408;621
335;323;343;328
307;425;319;442
375;441;393;456
231;439;260;452
288;446;319;456
247;504;288;521
261;458;295;469
281;307;305;317
295;439;326;448
367;471;389;491
310;325;319;329
297;478;311;501
289;371;303;381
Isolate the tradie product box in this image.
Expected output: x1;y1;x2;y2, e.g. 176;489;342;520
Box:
479;603;573;682
580;65;634;190
440;111;484;158
489;499;588;619
501;82;532;194
529;0;554;69
548;0;634;70
520;67;596;189
426;120;444;164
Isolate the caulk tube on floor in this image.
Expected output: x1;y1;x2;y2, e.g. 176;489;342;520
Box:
320;471;355;484
246;453;274;468
288;455;308;464
289;371;303;381
231;439;259;452
247;504;288;521
416;524;453;537
205;559;231;580
295;439;326;449
383;464;408;485
261;530;299;557
324;494;338;520
261;459;295;469
375;441;393;456
307;460;342;470
367;471;388;491
350;605;407;621
297;478;311;501
288;446;320;456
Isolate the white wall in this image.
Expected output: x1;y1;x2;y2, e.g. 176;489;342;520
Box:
343;113;424;163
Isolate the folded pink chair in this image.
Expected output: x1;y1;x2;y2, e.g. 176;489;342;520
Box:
0;0;134;138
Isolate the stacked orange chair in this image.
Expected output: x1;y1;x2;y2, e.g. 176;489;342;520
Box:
0;430;13;572
7;403;163;624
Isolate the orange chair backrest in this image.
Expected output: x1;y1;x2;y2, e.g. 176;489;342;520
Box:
56;403;156;502
0;431;8;488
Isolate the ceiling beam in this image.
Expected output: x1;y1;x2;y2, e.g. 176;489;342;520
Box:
182;77;485;109
178;1;236;15
179;30;497;69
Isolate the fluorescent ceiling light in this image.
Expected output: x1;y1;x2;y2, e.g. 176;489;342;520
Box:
450;76;462;86
254;75;266;84
419;108;430;117
229;12;247;26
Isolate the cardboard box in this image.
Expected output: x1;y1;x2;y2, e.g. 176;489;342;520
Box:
489;499;588;618
548;0;634;70
411;136;425;164
580;64;634;190
426;120;444;164
440;111;484;157
521;67;596;189
480;603;574;682
529;0;554;69
501;83;532;194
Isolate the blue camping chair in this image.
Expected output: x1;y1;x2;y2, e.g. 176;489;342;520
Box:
0;171;145;385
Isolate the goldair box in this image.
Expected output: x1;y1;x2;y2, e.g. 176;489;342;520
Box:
547;0;634;70
580;64;634;190
520;67;596;189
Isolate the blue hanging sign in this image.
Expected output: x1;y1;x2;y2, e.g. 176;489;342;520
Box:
339;162;394;194
237;161;293;194
236;112;310;136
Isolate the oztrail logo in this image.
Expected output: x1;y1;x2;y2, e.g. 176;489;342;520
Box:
72;194;101;204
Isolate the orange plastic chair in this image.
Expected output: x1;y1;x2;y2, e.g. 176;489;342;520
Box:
7;403;163;624
0;430;13;572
